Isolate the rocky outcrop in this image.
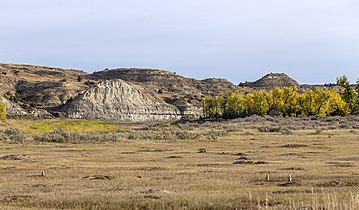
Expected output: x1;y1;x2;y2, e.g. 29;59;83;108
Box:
15;80;83;107
164;98;203;118
0;63;88;118
60;79;181;121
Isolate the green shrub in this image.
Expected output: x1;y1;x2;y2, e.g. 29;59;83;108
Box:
34;128;126;143
0;128;27;142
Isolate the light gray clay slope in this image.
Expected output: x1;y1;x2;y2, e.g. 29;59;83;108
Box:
61;79;181;121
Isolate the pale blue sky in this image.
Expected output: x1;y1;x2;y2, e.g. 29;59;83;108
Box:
1;0;358;84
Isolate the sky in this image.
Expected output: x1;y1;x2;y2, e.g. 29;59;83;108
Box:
0;0;359;84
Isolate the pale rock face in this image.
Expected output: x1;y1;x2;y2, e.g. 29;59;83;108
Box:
61;79;181;121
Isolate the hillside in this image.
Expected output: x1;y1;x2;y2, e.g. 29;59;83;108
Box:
87;68;251;117
0;64;252;120
0;63;88;118
87;68;245;95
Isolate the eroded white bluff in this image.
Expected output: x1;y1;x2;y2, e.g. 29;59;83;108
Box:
61;79;181;121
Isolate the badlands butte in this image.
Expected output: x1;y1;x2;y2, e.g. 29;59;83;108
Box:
1;63;317;121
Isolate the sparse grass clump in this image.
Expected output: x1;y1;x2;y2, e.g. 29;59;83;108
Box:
34;128;127;143
258;126;282;133
0;128;27;143
127;127;225;141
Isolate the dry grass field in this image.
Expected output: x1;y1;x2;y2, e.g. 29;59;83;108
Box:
0;117;359;209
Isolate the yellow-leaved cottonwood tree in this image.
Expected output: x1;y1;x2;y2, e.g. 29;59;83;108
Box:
203;77;356;119
0;102;6;121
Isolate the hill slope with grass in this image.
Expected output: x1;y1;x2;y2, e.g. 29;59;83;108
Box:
0;63;252;121
0;63;88;118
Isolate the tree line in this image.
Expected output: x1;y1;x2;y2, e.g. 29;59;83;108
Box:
203;76;359;119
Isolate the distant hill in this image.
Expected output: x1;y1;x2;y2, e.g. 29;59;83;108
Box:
239;73;299;90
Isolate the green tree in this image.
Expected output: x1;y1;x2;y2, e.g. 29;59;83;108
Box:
217;94;227;117
337;75;358;114
203;96;220;118
0;102;6;121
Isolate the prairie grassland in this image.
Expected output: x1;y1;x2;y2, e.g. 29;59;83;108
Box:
0;117;359;209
